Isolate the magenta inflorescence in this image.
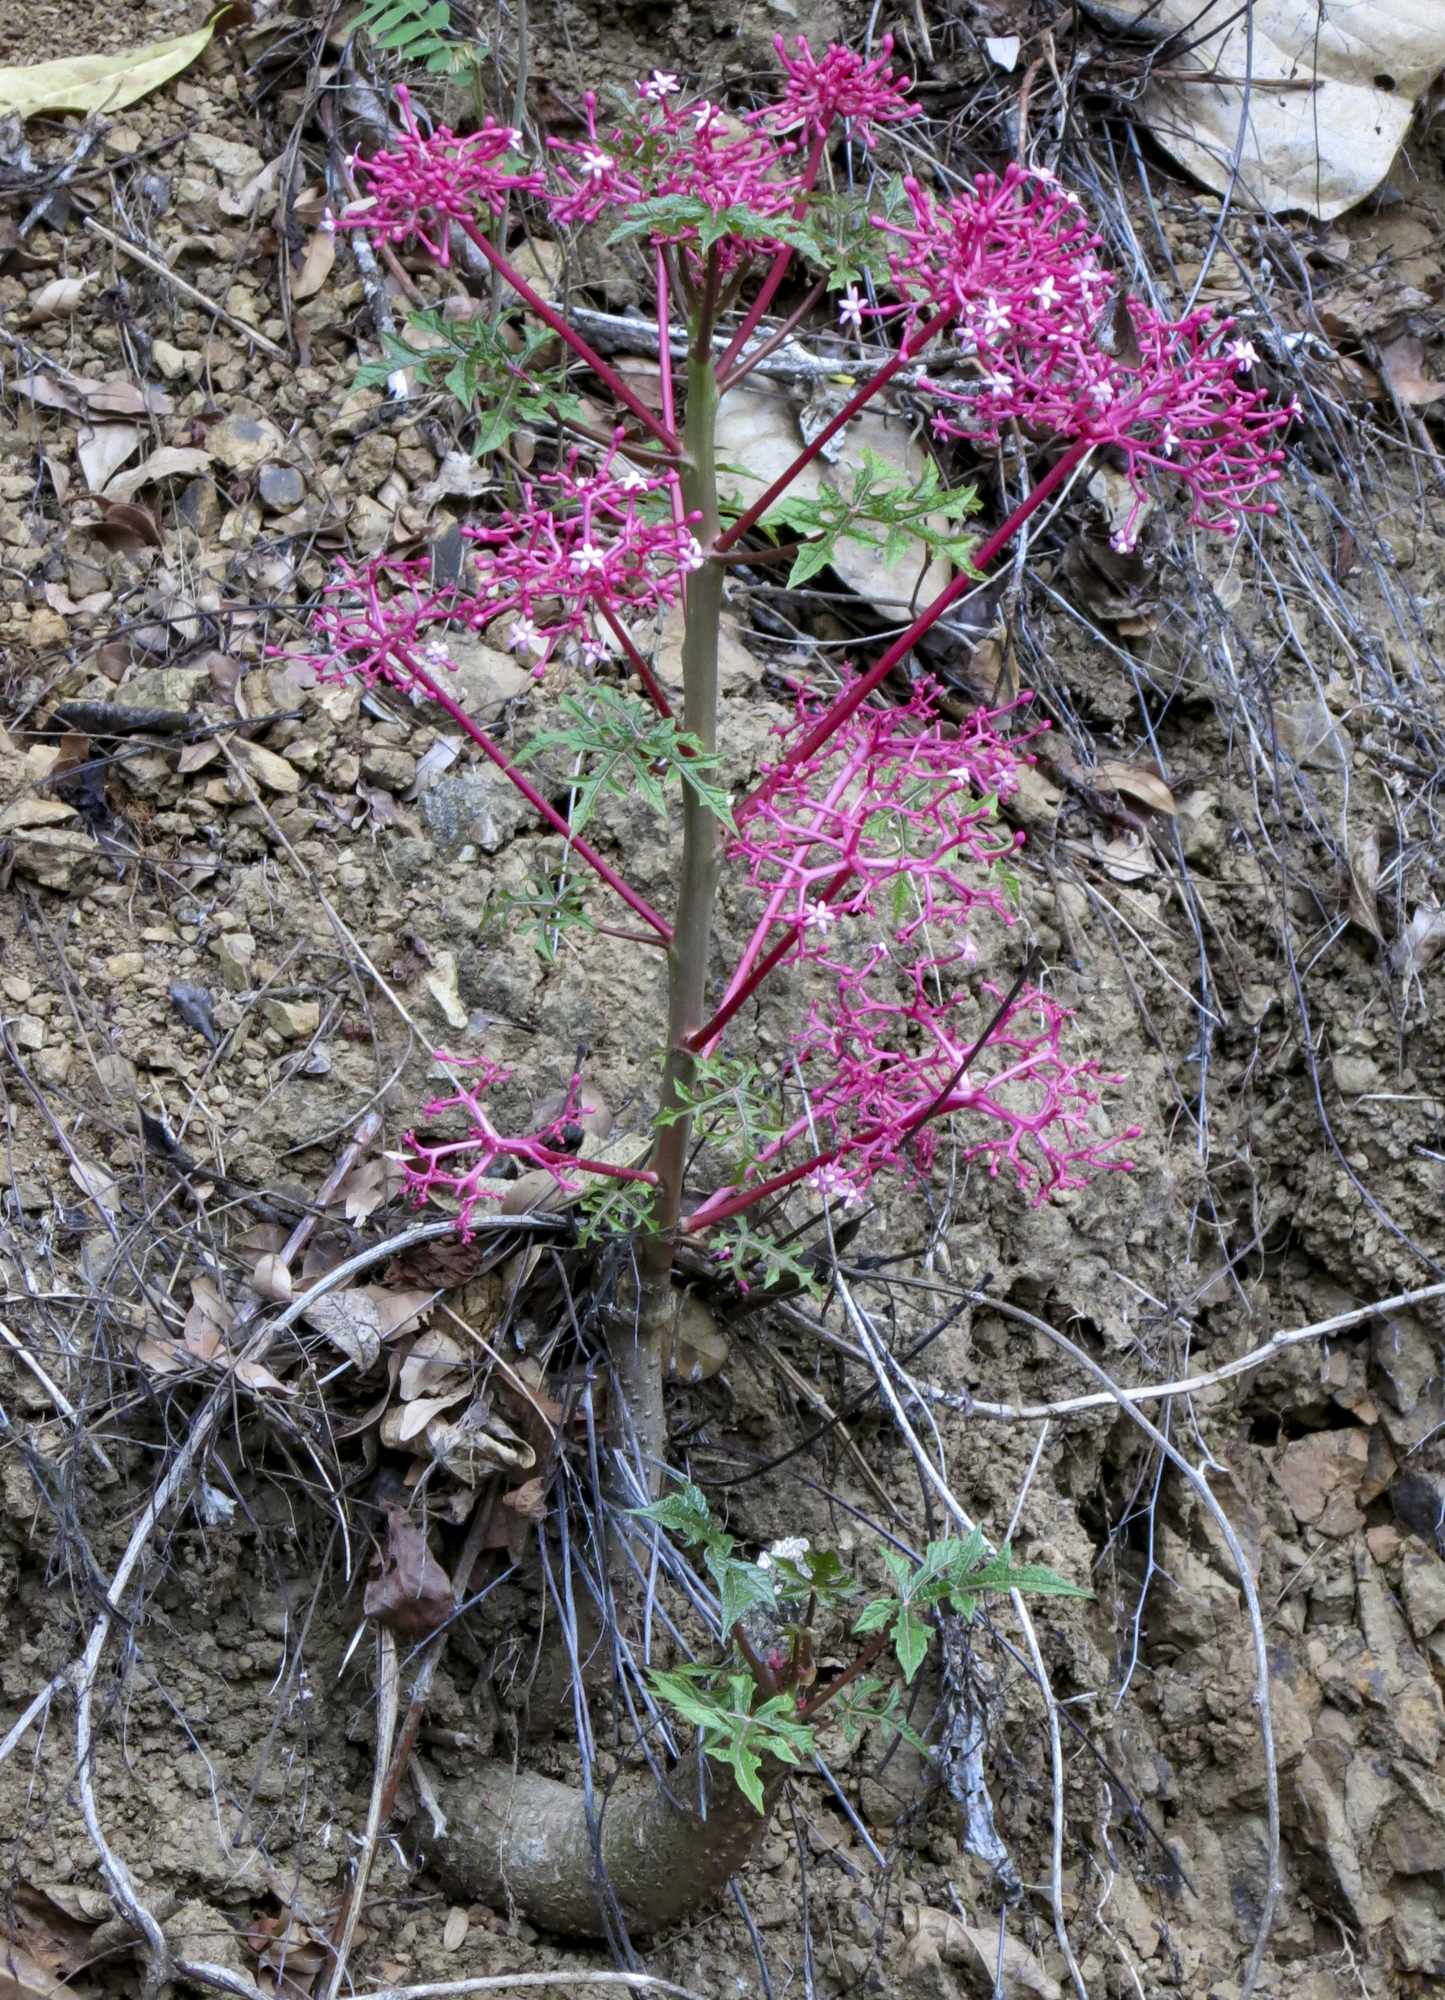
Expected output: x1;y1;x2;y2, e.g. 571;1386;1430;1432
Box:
345;85;544;265
748;32;917;143
881;166;1289;547
300;449;700;690
683;689;1136;1225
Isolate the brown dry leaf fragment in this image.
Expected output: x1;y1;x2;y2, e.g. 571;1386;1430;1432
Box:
183;1274;233;1360
94;499;164;553
233;1358;289;1392
1377;333;1445;409
397;1387;470;1442
1091;830;1156;882
251;1252;293;1303
371;1285;433;1339
22;276;93;326
291;228;336;300
103;446;213;505
364;1505;453;1637
135;1334;187;1376
303;1289;383;1370
1093;761;1177;816
502;1476;548;1522
442;1908;469;1953
0;1943;68;1999
1391;902;1445;981
77;423;142;493
399;1328;468;1400
1346;827;1383;939
333;1154;385;1225
176;739;219;776
904;1907;1060;1999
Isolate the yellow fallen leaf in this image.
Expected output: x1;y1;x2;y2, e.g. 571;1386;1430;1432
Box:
0;16;222;120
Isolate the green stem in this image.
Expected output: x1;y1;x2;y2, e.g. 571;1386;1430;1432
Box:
618;346;724;1490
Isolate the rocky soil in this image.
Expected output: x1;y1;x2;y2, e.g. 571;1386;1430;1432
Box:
3;2;1445;1999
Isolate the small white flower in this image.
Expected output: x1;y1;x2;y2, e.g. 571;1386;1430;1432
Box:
838;284;866;332
1159;424;1178;458
682;535;707;572
612;458;648;490
692;100;719;131
802;899;836;933
1089;379;1115;407
1228;338;1260;371
571;542;608;573
639;69;679;100
978;295;1011;341
757;1536;811;1571
1034;274;1059;309
320;207;337;237
422;639;453;670
579;148;614;180
508;616;543;654
806;1162;864;1208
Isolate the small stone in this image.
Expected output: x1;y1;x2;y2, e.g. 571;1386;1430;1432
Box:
257;463;306;512
151;339;198;383
231;740;300;795
185;133;265;181
32;1044;72;1087
361;745;417;794
425;950;467;1030
88;666;207;717
329;388;383;440
208;412;286;475
262;998;320;1040
1332;1053;1383;1099
1402;1537;1445;1639
1;977;32;1003
11;1015;45;1051
210;931;256;993
105;952;146;981
420;767;528;855
105;126;142;156
26;608;69;650
176;478;222;535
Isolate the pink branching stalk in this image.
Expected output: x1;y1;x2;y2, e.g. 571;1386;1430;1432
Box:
347;85;544;266
403;1061;658;1237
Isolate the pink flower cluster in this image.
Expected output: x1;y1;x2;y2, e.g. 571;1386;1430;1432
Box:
682;691;1137;1227
748;32;917;143
401;1062;654;1237
547;85;801;243
883;167;1288;546
302;451;700;688
345;85;544;267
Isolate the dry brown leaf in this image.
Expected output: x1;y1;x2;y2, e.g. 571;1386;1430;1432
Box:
502;1475;548;1522
364;1505;453;1637
1377;333;1445;409
93;497;164;552
136;1334;187;1376
176;739;220;776
183;1274;233;1361
0;18;223;119
441;1908;469;1953
399;1328;468;1401
68;1158;117;1215
333;1154;385;1225
1091;830;1156;882
397;1387;469;1442
251;1252;293;1303
1390;902;1445;981
291;228;336;301
304;1289;383;1370
0;1944;68;2000
102;445;213;505
1093;761;1177;816
372;1286;433;1339
22;276;93;326
1346;827;1382;939
904;1907;1060;1998
233;1358;289;1392
77;422;142;493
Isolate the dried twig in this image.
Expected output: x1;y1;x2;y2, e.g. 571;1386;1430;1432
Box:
325;1627;400;2000
81;217;289;361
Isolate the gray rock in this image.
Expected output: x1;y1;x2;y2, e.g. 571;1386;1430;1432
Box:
257;462;306;512
420;765;531;855
176;476;222;536
1403;1537;1445;1638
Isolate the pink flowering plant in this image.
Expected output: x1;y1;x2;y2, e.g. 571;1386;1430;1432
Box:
299;38;1289;1500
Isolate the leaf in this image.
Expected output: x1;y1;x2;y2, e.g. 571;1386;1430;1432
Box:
372;1286;434;1338
102;445;213;505
0;16;223;119
397;1387;469;1440
304;1289;383;1370
893;1603;932;1684
135;1334;187;1376
1092;762;1177;816
233;1358;290;1392
1346;827;1382;939
398;1327;468;1400
78;423;143;494
1378;333;1445;409
183;1274;233;1361
364;1504;454;1637
22;276;93;325
93;498;164;552
442;1908;469;1953
1091;830;1155;882
291;228;336;302
251;1251;293;1302
0;1943;68;1999
68;1158;117;1215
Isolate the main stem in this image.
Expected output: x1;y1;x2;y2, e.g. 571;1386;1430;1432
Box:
615;345;724;1491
